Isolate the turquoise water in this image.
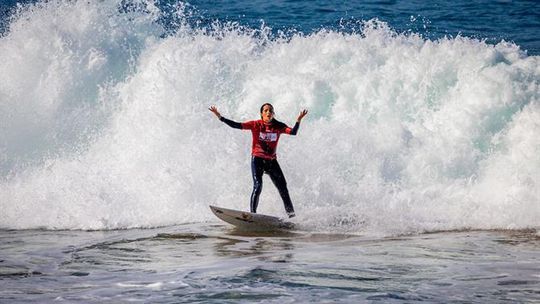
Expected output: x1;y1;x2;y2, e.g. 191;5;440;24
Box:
0;0;539;302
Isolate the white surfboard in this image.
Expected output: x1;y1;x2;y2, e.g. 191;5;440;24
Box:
209;205;294;231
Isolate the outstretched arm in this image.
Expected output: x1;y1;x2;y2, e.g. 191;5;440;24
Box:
208;105;222;119
290;109;308;135
209;105;243;129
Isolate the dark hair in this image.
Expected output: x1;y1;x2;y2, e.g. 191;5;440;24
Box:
260;103;274;115
259;103;286;127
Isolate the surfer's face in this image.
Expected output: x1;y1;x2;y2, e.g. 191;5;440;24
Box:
261;104;274;123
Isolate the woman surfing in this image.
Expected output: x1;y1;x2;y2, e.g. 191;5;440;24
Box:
209;103;308;218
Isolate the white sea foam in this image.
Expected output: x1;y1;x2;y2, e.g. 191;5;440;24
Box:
0;0;538;235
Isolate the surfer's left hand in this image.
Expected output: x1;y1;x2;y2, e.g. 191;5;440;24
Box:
297;109;308;122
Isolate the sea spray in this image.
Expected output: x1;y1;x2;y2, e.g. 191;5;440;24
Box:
0;0;163;176
0;0;538;235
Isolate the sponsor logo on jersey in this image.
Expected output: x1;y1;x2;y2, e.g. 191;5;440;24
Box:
259;132;278;142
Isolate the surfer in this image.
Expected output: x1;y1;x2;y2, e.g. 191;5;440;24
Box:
209;103;308;218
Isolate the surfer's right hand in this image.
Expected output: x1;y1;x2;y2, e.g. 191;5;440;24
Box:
209;105;221;119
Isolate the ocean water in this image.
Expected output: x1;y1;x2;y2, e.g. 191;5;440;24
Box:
0;0;539;302
1;228;539;303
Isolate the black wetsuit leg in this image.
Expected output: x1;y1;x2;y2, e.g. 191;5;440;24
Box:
250;156;265;213
266;159;295;215
250;156;295;215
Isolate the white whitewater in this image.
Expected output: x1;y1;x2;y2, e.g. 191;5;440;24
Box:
0;0;538;235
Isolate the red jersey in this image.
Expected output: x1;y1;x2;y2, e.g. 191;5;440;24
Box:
241;119;293;159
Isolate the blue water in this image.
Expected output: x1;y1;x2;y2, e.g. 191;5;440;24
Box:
188;0;540;53
1;228;540;303
0;0;539;303
2;0;540;54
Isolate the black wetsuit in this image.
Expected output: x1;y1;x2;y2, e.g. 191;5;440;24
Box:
220;116;299;217
250;156;295;215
